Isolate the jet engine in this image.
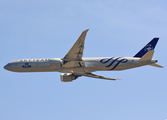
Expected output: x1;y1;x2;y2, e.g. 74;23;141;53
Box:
61;73;78;82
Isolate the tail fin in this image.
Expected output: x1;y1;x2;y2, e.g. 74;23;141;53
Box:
134;38;159;58
139;50;154;62
138;50;164;68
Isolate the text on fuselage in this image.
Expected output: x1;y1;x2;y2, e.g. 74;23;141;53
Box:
20;59;50;62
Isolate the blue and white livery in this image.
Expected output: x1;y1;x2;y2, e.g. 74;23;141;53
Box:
4;29;163;82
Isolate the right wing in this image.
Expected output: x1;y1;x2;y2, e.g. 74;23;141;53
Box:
83;72;120;80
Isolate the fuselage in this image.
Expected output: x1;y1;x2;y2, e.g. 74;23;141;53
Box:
4;57;157;74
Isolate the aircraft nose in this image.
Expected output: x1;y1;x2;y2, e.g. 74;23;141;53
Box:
4;64;10;70
4;64;8;70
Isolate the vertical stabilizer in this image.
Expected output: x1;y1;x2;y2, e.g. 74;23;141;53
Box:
134;38;159;58
139;50;154;61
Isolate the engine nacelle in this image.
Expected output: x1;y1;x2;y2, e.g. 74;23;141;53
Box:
61;73;78;82
49;58;62;67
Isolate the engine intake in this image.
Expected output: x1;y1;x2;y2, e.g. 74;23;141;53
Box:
61;73;78;82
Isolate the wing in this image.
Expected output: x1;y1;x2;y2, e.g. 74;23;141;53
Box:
63;29;89;61
83;72;119;80
62;29;89;67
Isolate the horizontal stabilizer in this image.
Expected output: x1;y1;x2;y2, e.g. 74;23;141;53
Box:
139;50;154;62
149;63;164;68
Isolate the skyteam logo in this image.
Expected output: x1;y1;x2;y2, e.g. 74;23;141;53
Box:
144;44;153;52
22;63;31;68
100;57;128;70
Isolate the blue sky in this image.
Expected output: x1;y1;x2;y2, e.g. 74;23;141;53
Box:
1;0;167;120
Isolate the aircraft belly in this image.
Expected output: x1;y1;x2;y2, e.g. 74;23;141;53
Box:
61;67;85;74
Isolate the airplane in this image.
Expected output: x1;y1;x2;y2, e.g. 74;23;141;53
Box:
4;29;163;82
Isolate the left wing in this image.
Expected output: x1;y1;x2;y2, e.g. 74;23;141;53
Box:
63;29;89;61
83;72;119;80
62;29;89;67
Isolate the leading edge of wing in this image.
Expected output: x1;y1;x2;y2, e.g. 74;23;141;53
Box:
83;72;120;80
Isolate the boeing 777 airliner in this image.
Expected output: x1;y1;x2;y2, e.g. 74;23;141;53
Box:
4;29;163;82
